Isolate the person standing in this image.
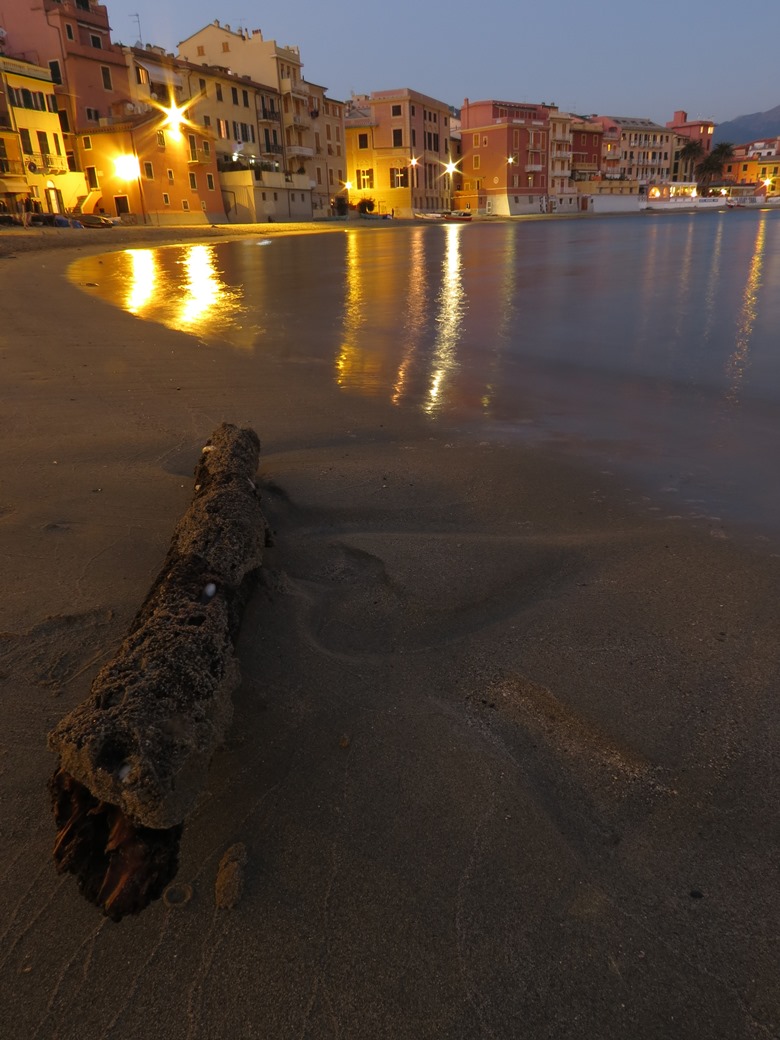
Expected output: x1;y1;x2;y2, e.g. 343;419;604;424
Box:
23;195;33;227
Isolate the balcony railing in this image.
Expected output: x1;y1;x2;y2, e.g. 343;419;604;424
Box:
0;157;25;175
23;152;69;175
286;144;313;158
260;108;281;122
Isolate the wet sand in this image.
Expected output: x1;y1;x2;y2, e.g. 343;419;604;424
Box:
1;224;779;1039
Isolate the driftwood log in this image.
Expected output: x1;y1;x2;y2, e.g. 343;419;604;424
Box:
48;423;267;920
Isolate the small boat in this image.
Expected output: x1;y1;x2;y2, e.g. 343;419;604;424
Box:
414;210;473;223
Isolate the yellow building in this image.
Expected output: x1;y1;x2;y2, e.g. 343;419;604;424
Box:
344;88;456;218
0;55;87;217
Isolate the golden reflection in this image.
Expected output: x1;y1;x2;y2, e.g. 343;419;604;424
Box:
178;245;222;326
482;226;518;415
124;248;156;314
392;228;428;405
425;223;465;414
726;215;766;403
335;231;373;389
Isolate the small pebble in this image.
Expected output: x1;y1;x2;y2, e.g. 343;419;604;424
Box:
215;844;248;909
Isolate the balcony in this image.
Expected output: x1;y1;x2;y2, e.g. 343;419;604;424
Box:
24;152;69;175
286;144;313;158
0;157;25;176
292;114;309;127
280;77;309;99
260;108;281;122
572;161;598;172
526;163;543;172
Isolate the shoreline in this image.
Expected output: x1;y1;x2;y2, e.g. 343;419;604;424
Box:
1;228;780;1038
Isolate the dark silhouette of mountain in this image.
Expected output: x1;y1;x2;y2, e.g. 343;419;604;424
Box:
713;104;780;144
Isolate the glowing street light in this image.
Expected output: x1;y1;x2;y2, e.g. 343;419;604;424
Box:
114;153;140;180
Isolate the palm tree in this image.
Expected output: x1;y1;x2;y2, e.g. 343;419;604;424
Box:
679;138;704;181
695;142;734;193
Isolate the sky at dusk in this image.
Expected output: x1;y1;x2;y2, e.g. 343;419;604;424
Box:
104;0;779;126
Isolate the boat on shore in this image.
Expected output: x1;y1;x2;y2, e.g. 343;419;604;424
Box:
414;210;473;223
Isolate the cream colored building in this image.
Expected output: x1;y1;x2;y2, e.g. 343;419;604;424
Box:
178;21;344;216
345;88;455;218
548;110;577;213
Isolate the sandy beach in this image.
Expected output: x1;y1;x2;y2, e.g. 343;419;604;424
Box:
1;222;779;1039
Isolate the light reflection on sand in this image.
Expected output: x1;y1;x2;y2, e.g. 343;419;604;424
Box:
124;249;156;314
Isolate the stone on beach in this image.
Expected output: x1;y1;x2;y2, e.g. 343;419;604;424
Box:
47;423;266;919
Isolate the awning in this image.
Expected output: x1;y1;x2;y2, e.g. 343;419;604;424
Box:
136;59;183;90
0;177;29;195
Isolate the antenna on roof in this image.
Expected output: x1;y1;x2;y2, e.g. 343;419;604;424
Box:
131;13;143;48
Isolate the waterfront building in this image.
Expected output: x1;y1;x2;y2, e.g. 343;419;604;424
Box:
178;21;345;219
344;88;455;218
4;0;130;172
0;54;86;216
590;115;673;190
666;109;715;182
120;44;308;223
305;82;346;215
725;139;780;193
456;98;552;216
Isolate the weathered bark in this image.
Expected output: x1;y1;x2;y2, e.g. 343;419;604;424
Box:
48;423;266;920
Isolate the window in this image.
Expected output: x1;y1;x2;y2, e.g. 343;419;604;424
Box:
357;168;374;189
167;169;174;182
53;134;62;155
473;155;480;170
86;166;98;189
143;161;154;179
37;131;50;155
207;173;215;190
101;66;112;90
136;65;149;86
215;84;223;102
473;133;479;146
411;105;415;115
46;94;57;113
390;167;408;188
203;141;211;157
162;193;170;205
157;130;166;147
358;133;368;149
49;60;62;84
391;104;402;116
90;34;102;49
188;133;197;160
203;115;211;127
197;45;205;56
65;23;74;40
82;135;92;150
19;128;32;154
222;41;230;52
85;107;100;121
231;87;239;105
242;90;249;107
393;128;402;147
217;119;228;138
189;172;197;189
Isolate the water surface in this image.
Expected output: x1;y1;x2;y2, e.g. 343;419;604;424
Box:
69;211;780;537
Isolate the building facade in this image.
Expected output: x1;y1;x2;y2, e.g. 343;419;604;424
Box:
456;98;552;216
0;55;87;216
590;116;674;189
345;89;455;218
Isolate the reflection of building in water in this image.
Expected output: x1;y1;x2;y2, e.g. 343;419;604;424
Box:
125;249;157;314
393;228;428;405
335;232;370;389
425;223;465;414
726;215;766;403
179;245;222;326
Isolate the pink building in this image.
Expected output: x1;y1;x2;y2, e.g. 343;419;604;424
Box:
456;98;551;215
6;0;130;150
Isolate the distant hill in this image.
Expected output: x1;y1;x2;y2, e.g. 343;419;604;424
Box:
713;104;780;145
